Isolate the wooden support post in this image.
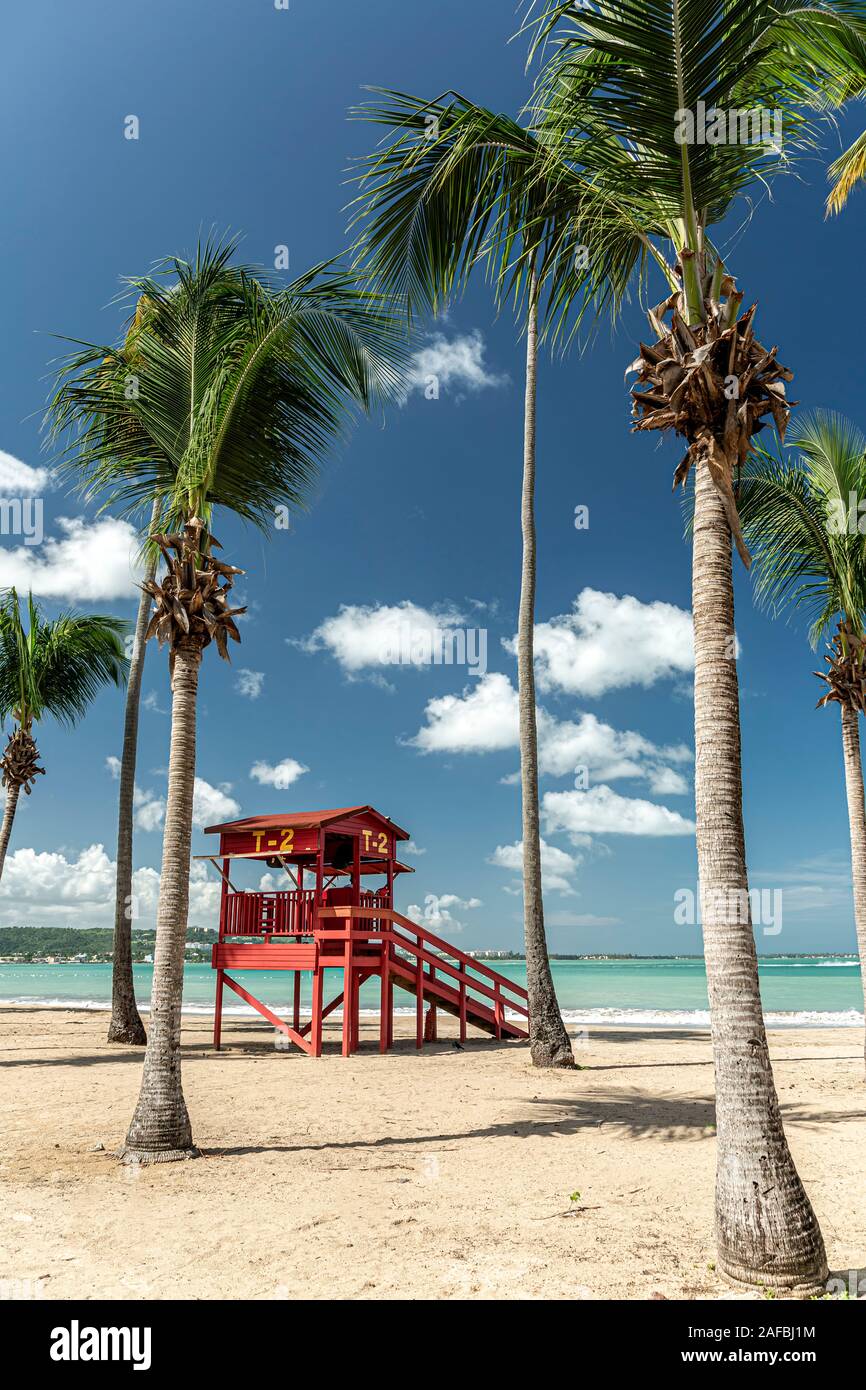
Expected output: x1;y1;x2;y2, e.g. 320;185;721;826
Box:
459;978;467;1043
425;965;438;1042
342;935;353;1058
494;982;502;1040
379;940;389;1053
416;947;424;1050
293;971;301;1033
214;968;224;1050
350;964;360;1053
218;856;229;939
350;833;361;1054
388;968;394;1049
310;967;323;1058
312;832;325;1060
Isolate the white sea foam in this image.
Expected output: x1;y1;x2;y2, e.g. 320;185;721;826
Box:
0;998;861;1028
559;1007;863;1029
760;959;858;969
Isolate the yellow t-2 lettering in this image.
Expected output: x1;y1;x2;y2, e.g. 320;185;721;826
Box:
362;830;389;854
251;828;293;853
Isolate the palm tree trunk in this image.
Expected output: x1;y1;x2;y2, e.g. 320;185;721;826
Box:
519;277;573;1069
692;455;827;1290
120;640;202;1163
108;521;159;1046
0;782;20;881
839;702;866;1074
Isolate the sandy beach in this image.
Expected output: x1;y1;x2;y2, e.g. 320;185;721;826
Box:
1;1009;864;1301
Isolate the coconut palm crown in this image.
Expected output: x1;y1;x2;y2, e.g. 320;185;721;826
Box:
738;412;866;684
0;588;128;876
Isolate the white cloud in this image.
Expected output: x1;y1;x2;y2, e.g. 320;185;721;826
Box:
236;669;265;700
401;330;508;402
134;786;166;833
546;911;622;928
0;842;219;927
0;844;142;919
410;672;519;753
489;838;581;896
544;785;695;840
143;691;166;714
105;756;148;825
191;779;240;828
134;777;241;832
406;892;481;935
409;673;691;793
0;516;142;600
535;708;691;787
748;858;853;915
646;765;690;795
0;449;51;493
513;588;694;697
403;840;426;856
187;860;222;920
295;600;466;679
249;758;308;791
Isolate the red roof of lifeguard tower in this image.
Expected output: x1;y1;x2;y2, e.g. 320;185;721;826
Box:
205;805;410;838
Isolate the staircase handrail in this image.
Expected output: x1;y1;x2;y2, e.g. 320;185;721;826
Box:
317;905;529;1013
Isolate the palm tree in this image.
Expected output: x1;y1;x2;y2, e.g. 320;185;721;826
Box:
103;498;160;1045
737;413;866;1071
525;0;866;1290
51;237;404;1163
0;589;127;876
50;295;164;1046
351;91;643;1067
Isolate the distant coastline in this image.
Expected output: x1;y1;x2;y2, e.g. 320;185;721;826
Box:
0;927;859;966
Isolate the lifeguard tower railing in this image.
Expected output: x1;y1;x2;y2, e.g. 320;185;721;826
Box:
221;886;390;938
212;887;529;1055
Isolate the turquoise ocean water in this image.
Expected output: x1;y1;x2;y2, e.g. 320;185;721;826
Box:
0;956;862;1028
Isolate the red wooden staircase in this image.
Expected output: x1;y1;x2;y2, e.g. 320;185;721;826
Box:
213;903;529;1057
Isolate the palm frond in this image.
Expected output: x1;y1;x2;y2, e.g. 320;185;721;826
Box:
350;86;651;348
0;589;128;728
827;123;866;211
529;0;866;262
46;237;407;536
738;411;866;646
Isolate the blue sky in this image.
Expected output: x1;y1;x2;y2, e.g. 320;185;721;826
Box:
0;0;864;954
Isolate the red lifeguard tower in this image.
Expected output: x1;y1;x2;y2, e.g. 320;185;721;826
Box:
202;805;528;1057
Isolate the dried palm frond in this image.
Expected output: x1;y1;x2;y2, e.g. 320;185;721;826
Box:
143;516;246;676
1;726;45;794
627;276;795;569
815;621;866;713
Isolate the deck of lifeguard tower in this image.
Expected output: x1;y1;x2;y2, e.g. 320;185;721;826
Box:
201;805;528;1057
